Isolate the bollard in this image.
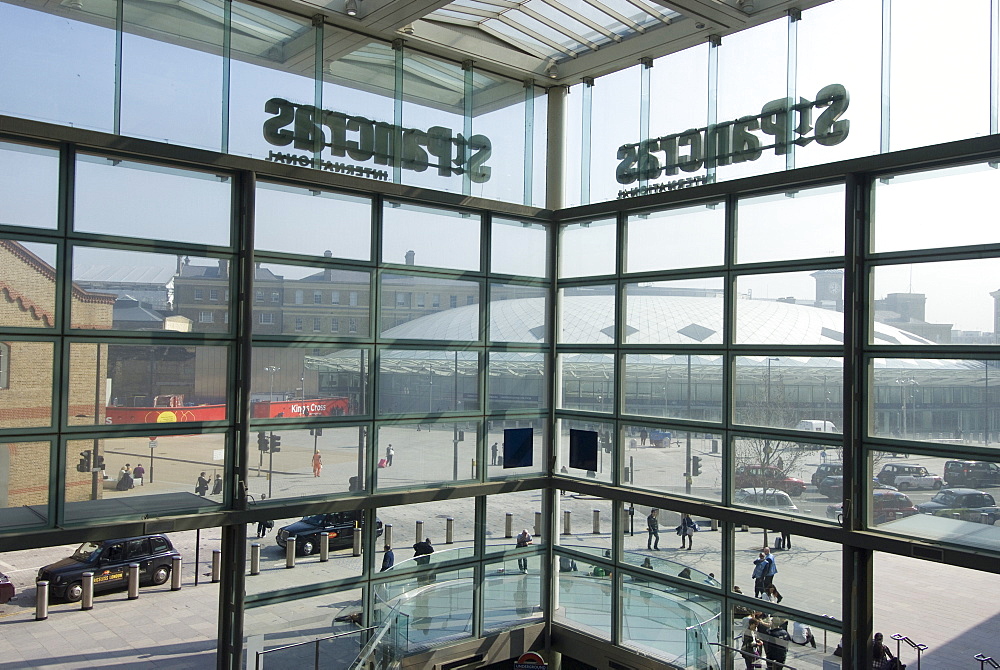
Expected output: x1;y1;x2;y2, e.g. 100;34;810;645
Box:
319;532;330;562
710;518;719;531
81;572;94;611
286;536;297;568
562;510;572;535
592;509;601;534
711;439;719;454
211;550;221;583
384;524;393;548
128;563;140;599
171;555;183;590
505;513;514;538
35;581;48;621
534;511;542;538
415;520;424;543
471;458;476;478
353;524;362;557
446;518;454;544
621;508;630;535
249;544;260;576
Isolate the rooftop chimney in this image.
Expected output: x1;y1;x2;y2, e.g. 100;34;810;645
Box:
405;250;415;265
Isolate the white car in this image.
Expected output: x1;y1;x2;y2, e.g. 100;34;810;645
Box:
734;488;799;513
876;464;944;491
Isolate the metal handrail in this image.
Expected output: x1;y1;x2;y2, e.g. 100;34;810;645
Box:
975;653;1000;669
890;633;928;670
708;642;797;669
685;611;721;631
254;626;376;670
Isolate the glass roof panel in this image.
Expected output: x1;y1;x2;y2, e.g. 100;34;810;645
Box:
524;0;614;47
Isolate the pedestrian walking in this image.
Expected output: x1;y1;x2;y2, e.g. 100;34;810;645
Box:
677;514;697;550
515;529;532;573
778;529;792;550
639;429;648;446
646;508;660;550
195;471;210;496
211;473;223;495
491;442;499;465
386;444;394;467
413;537;434;564
312;450;323;477
380;545;395;572
132;463;145;485
752;552;767;598
256;520;274;537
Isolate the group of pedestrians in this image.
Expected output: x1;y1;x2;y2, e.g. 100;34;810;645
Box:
645;509;698;551
752;547;781;602
738;611;817;669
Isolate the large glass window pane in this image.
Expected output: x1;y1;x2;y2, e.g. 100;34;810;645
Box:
621;504;722;583
735;271;844;345
624;280;724;345
378;567;475;651
374;421;478;490
74;156;232;246
64;434;226;523
715;18;788;181
486;355;547;414
253;263;371;338
0;2;115;132
473;74;526;203
889;0;990;151
483;557;543;631
553;555;612;639
872;163;1000;253
382;203;481;272
485;490;546;553
255;183;372;260
251;347;368;418
244;588;364;664
2;241;59;330
228;3;315;161
73;343;228;427
559;285;614;344
0;141;59;229
0;341;54;430
400;51;466;194
377;350;479;415
0;440;50;529
871;258;1000;345
736;185;845;264
624;355;724;422
621;578;722;666
559;219;615;278
489;283;547;344
871;359;1000;448
490;218;548;278
797;0;881;167
626;202;724;273
557;497;612;560
380;274;479;339
590;65;641;203
621;425;723;502
732;437;818;520
734;356;843;433
377;499;476;568
559;354;614;413
120;0;224;151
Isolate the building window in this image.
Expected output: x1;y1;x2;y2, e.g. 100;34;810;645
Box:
199;311;214;323
194;288;203;301
295;317;303;331
396;292;409;307
349;318;358;334
209;289;219;301
466;295;475;305
223;311;229;324
259;313;274;325
450;295;457;308
416;294;425;308
255;290;264;303
0;342;9;389
224;290;229;301
313;290;322;304
331;318;339;333
295;290;304;305
331;291;340;305
271;291;280;303
349;291;358;306
432;294;440;308
313;317;321;331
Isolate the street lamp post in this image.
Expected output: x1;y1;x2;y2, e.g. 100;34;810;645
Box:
686;356;693;494
895;378;917;438
263;366;280;474
764;358;779;468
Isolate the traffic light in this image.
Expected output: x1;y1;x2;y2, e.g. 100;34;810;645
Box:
269;432;281;453
309;428;323;437
257;431;269;452
77;450;92;473
95;454;105;472
691;456;703;477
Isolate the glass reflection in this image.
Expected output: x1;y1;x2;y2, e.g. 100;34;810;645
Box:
735;271;844;345
0;441;50;529
0;141;59;229
626;202;724;273
374;422;478;489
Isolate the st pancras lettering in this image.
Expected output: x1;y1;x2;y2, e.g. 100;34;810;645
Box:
262;98;493;183
615;84;850;185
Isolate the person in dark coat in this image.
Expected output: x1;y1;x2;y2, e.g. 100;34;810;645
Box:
413;537;434;564
380;545;395;572
195;472;210;496
646;509;660;550
763;624;791;666
211;473;223;495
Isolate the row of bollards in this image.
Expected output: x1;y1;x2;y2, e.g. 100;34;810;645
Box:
36;555;186;621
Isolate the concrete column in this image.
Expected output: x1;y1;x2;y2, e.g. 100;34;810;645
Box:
545;85;568;210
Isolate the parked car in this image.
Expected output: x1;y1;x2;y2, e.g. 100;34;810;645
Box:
811;462;843;486
276;511;383;556
943;460;1000;489
827;490;918;525
915;489;1000;524
0;572;14;604
734;465;806;496
817;476;897;500
37;534;180;602
876;464;943;490
734;488;799;513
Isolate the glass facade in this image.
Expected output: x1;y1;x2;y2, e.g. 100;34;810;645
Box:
2;1;1000;669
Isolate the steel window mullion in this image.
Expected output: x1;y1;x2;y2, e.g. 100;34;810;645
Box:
880;0;892;153
581;79;593;205
523;81;535;206
221;0;232;154
786;9;799;171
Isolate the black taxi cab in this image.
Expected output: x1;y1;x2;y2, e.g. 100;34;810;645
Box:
38;534;180;602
